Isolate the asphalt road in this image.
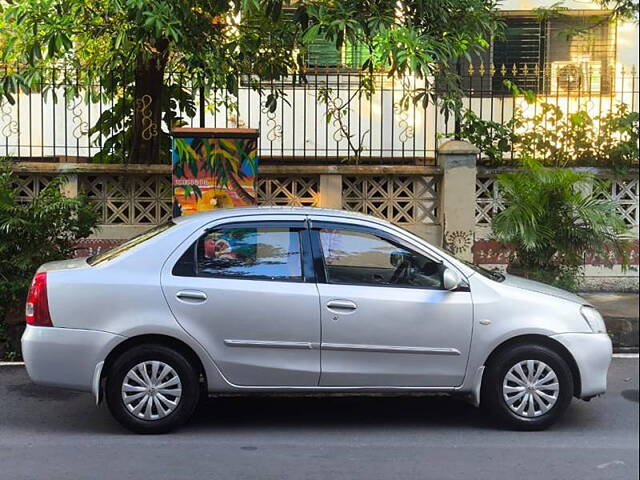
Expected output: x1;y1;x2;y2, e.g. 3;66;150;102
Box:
0;358;638;480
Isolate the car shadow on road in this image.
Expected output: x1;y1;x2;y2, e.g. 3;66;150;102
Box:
2;367;599;435
187;394;494;433
182;393;601;435
3;383;495;434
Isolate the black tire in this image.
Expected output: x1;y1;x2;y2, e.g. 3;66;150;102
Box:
481;344;574;431
106;344;200;434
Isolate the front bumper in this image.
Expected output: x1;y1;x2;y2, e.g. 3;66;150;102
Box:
551;332;613;399
21;325;124;392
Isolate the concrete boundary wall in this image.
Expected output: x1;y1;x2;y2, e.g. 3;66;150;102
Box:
11;157;639;292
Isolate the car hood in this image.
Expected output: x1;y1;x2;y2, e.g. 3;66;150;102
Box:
501;274;589;305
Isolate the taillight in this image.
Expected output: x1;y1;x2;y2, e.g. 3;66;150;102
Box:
25;272;53;327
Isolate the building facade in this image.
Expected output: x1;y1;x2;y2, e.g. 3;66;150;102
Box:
3;1;639;290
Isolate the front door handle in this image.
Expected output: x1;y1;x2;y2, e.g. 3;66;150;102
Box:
326;300;357;313
176;290;208;303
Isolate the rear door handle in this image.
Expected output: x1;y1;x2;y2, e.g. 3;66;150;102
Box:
326;300;357;312
176;290;207;303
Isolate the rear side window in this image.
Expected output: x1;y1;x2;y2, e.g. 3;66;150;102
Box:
88;221;175;266
173;225;304;282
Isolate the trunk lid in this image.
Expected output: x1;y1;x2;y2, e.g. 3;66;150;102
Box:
37;257;89;273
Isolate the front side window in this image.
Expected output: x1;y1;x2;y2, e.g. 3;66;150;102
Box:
174;225;303;282
318;228;444;289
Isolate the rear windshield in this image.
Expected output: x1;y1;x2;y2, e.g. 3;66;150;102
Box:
87;221;176;266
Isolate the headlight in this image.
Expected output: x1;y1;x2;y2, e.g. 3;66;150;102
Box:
580;306;607;333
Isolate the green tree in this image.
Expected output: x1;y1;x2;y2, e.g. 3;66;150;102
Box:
0;0;500;164
599;0;639;22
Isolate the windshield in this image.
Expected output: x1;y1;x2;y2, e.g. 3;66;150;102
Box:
374;221;506;283
87;221;176;266
427;242;505;282
459;259;505;282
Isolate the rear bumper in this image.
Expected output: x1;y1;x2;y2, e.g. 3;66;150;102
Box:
551;332;613;399
21;325;124;392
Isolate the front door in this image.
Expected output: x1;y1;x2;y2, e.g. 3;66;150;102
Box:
162;219;320;386
311;222;473;387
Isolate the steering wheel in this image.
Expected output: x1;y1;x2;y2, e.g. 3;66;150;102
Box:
389;259;410;284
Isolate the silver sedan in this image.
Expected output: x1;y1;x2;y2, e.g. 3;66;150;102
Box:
21;207;612;433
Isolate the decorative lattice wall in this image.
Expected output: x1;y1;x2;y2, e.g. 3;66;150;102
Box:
256;175;320;207
476;175;639;229
595;178;639;228
475;176;504;226
79;174;172;225
342;175;439;225
15;170;635;234
11;174;53;203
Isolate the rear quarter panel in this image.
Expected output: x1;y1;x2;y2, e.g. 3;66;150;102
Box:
45;224;233;391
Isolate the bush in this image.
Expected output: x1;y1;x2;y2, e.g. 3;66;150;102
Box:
0;161;98;359
456;110;518;165
491;158;631;291
455;81;640;169
517;103;639;169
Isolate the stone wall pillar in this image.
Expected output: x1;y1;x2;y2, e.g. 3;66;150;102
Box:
58;157;79;198
319;174;342;209
438;140;479;262
60;174;79;198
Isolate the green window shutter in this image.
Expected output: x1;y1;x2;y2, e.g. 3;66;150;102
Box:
279;7;340;68
492;16;545;93
307;36;341;67
345;39;368;69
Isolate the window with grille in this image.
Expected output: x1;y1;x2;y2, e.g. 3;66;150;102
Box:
492;16;547;93
545;14;616;95
461;12;616;95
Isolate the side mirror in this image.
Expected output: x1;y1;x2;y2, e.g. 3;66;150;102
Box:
442;267;462;291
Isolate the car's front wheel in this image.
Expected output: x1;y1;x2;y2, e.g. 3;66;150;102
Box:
105;344;200;434
482;344;574;430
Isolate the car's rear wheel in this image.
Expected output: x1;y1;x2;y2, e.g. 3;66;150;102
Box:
482;344;574;431
106;344;200;434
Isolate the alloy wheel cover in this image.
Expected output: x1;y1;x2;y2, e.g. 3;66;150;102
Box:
502;359;560;418
121;361;183;420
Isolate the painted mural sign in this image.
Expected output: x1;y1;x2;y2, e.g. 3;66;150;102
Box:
171;128;259;217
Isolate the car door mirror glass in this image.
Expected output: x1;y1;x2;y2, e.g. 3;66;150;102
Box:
442;267;462;291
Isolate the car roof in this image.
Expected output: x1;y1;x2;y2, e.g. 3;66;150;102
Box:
172;206;389;226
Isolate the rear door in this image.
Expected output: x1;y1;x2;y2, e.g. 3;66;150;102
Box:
310;219;473;387
161;217;321;386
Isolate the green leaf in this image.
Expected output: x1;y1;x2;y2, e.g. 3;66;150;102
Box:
114;31;126;50
60;34;73;51
303;24;321;44
47;35;57;57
